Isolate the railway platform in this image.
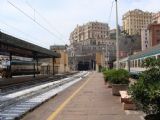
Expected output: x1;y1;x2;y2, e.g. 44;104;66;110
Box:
21;72;144;120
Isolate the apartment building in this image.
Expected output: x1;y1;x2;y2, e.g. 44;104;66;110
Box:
123;9;152;35
69;21;109;45
68;21;115;71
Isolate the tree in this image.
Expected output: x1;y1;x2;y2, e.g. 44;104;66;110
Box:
129;57;160;120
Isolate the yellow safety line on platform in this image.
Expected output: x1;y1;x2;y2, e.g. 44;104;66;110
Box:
47;76;91;120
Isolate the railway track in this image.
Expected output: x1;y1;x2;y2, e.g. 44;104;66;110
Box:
0;72;78;94
0;71;89;120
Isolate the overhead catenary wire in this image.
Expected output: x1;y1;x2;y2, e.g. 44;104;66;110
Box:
25;0;66;42
108;0;114;24
7;0;66;45
0;20;47;46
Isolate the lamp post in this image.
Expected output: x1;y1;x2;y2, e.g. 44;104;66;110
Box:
115;0;119;69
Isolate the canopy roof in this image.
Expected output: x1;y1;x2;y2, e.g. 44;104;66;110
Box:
129;44;160;60
0;32;60;58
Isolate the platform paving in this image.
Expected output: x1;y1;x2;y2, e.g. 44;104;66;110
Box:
53;72;144;120
22;72;144;120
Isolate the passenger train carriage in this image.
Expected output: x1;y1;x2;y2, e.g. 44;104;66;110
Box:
115;44;160;73
0;59;40;78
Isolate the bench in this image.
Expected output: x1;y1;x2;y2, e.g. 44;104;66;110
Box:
119;91;137;110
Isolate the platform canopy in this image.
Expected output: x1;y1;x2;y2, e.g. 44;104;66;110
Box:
0;32;60;58
129;44;160;60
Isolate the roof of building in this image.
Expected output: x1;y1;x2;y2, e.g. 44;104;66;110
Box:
148;23;160;29
50;45;67;50
123;9;152;19
0;32;60;58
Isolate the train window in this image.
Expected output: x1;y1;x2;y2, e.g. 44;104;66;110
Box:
138;59;141;67
124;62;126;68
141;59;144;67
140;59;143;67
130;61;132;67
152;56;156;59
132;60;134;67
130;60;133;67
135;60;137;67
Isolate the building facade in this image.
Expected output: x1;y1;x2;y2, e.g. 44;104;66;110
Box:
148;24;160;47
123;9;152;35
50;45;69;74
69;21;109;45
152;12;160;24
68;21;115;71
141;27;150;51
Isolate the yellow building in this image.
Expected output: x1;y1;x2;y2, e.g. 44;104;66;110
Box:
123;9;152;35
50;45;70;74
96;52;105;72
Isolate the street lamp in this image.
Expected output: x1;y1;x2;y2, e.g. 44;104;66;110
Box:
115;0;119;69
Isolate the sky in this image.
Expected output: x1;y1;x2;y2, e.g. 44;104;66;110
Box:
0;0;159;49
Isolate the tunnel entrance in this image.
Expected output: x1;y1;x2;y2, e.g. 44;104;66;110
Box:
78;61;90;71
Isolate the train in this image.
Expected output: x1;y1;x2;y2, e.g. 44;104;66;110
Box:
0;59;40;78
114;44;160;75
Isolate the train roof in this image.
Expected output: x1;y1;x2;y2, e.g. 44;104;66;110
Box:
129;44;160;60
11;60;37;65
0;32;60;58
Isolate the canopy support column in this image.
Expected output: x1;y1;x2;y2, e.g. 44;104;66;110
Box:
36;58;39;74
9;53;12;78
52;58;55;75
33;55;36;78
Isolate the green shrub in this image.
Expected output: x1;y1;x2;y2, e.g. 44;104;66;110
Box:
107;69;130;84
129;57;160;119
102;67;108;73
103;69;113;82
129;72;140;79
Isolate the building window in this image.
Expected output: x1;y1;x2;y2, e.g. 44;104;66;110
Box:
133;60;135;67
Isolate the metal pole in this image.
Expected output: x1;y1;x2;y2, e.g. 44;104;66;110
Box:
115;0;119;69
9;53;12;78
52;58;55;75
36;58;38;74
33;61;35;78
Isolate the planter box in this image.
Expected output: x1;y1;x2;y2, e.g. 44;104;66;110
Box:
119;91;132;103
119;91;137;110
123;103;137;110
112;84;128;96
